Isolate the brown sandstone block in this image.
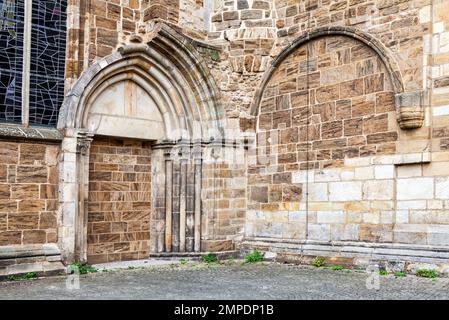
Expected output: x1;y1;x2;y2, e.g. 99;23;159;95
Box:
0;200;17;213
313;102;336;122
23;230;46;244
364;73;385;94
344;118;363;136
367;132;398;144
352;97;375;117
0;184;10;199
0;213;6;231
322;121;343;139
0;143;18;164
363;114;388;134
0;231;22;245
16;166;47;183
316;84;340;103
11;184;39;199
0;165;6;182
39;212;57;229
8;213;39;230
18;200;46;212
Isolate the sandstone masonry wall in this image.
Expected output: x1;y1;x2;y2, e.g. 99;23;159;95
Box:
0;141;59;247
87;137;151;264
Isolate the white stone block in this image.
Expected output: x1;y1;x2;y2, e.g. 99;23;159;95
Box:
397;178;434;200
345;157;371;167
347;212;363;223
315;169;341;182
354;167;374;180
363;180;394;200
381;211;394;224
363;212;380;224
433;105;449;116
289;211;307;223
292;170;315;184
396;210;409;224
397;200;427;210
308;183;328;201
436;177;449;199
428;200;444;210
340;170;355;181
397;164;422;178
317;211;345;224
374;165;395;179
331;224;359;241
308;224;331;241
419;5;431;23
329;181;362;201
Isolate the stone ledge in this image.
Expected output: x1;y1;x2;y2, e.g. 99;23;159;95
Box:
241;238;449;265
0;244;61;260
0;123;63;141
371;152;431;165
0;244;64;277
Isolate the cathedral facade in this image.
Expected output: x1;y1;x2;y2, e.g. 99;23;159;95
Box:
1;0;449;276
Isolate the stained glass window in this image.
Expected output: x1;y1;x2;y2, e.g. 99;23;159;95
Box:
0;0;67;127
0;0;24;123
29;0;67;126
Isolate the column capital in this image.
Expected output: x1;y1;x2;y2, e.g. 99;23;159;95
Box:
76;131;94;155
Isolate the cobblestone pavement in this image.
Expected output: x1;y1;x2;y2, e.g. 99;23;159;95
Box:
1;263;449;300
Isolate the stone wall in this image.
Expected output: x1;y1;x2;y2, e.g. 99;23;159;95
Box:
0;141;59;247
87;137;151;264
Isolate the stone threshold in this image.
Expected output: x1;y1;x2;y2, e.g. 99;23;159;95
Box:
241;238;449;265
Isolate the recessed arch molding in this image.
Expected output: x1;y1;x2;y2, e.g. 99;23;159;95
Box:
250;26;424;130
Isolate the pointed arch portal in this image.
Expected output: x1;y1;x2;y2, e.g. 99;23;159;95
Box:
58;23;226;263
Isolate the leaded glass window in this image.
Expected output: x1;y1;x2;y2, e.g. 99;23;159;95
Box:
29;0;67;126
0;0;24;123
0;0;67;127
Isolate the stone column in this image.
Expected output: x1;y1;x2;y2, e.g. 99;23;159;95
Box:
58;129;93;264
75;131;93;262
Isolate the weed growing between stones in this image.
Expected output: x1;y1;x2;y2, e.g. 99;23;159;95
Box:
379;270;389;276
202;253;218;264
244;250;265;263
394;272;406;278
329;265;344;271
416;269;438;279
313;257;326;268
7;272;38;281
70;262;97;275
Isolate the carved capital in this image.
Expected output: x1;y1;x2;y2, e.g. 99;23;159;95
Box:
76;132;94;156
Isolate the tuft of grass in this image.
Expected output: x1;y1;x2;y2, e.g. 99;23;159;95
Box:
330;265;344;271
180;259;189;265
394;272;406;278
379;270;389;276
70;262;97;275
416;269;438;279
313;256;326;268
244;250;265;263
202;252;218;264
6;272;38;281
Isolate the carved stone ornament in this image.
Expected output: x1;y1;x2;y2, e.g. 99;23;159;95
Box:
396;91;425;130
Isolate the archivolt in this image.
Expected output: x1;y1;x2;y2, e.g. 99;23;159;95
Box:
250;26;405;116
58;22;224;142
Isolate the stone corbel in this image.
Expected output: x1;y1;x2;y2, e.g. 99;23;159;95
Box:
396;91;425;130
